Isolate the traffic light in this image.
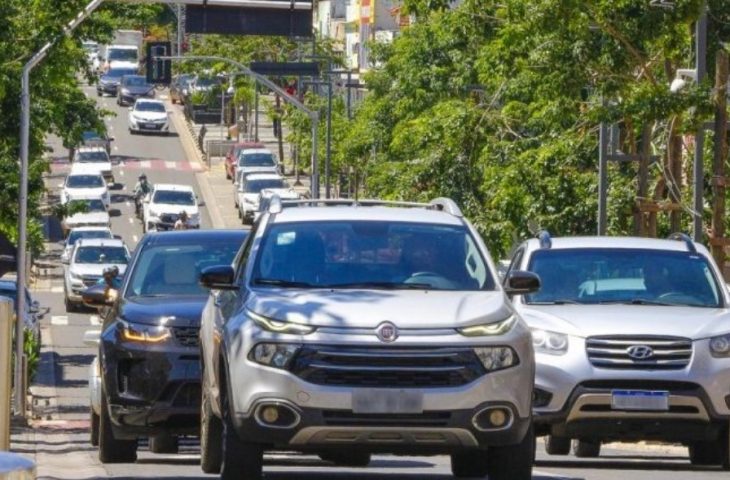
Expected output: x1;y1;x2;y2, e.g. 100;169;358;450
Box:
146;41;172;85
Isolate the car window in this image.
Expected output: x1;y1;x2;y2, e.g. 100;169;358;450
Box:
246;179;285;193
525;248;723;308
67;230;112;245
126;240;242;297
252;221;496;291
66;175;104;188
238;153;275;167
76;151;109;163
107;69;137;78
152;190;195;205
135;102;165;112
124;76;148;86
108;49;137;61
74;246;128;264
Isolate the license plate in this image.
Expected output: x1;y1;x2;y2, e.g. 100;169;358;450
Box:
611;390;669;411
352;389;423;414
144;123;156;129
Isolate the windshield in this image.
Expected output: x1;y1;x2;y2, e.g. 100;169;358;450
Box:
196;77;218;87
123;76;149;87
126;239;242;298
252;221;494;291
82;131;105;141
244;179;285;193
239;153;275;167
76;150;109;163
109;49;137;62
135;102;165;112
74;246;128;264
67;175;104;188
153;190;195;205
68;199;106;213
525;248;723;308
106;68;137;79
67;230;111;246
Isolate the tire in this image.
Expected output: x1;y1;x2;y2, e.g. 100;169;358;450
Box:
486;423;534;480
319;452;371;467
450;450;488;478
226;171;231;180
149;433;178;454
220;378;263;479
200;385;223;474
90;410;99;447
545;434;571;455
574;439;601;458
64;294;75;313
689;441;724;466
98;392;137;463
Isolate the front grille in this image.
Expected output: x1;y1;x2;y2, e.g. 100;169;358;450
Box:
290;346;485;388
322;410;451;427
160;213;179;223
586;336;692;370
173;327;199;348
82;275;100;287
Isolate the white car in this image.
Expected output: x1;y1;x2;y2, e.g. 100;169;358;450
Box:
233;148;280;179
142;184;200;232
62;238;129;311
103;44;139;72
61;171;110;207
128;99;170;135
61;196;111;236
73;146;113;184
61;227;113;264
234;172;297;224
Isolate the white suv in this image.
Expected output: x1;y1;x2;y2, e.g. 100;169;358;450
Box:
142;184;200;232
234;172;297;224
73;146;113;184
63;238;129;311
508;232;730;467
198;197;539;480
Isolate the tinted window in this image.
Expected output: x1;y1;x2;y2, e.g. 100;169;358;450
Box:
126;238;243;297
76;151;109;163
245;179;285;193
153;190;195;205
74;246;128;264
67;230;112;245
135;102;165;112
108;49;137;61
252;221;494;291
67;175;104;188
82;131;106;141
123;76;148;87
238;153;275;167
526;248;723;308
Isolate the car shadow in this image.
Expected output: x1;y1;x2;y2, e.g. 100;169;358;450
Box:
535;456;716;472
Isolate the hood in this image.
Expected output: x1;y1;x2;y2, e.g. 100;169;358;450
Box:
67;211;109;225
519;303;730;340
240;166;278;175
71;263;127;277
261;188;298;200
120;295;207;327
76;161;111;172
122;85;153;94
131;111;166;122
247;289;511;329
151;204;198;216
64;187;107;200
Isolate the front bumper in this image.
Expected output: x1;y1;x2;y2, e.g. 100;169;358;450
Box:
100;323;202;438
130;120;169;133
97;83;118;95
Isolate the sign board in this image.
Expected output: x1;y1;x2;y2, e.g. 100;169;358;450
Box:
250;62;319;76
146;41;172;85
186;4;313;36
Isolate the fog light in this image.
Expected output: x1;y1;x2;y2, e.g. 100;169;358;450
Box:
489;409;507;427
262;406;279;424
472;407;513;431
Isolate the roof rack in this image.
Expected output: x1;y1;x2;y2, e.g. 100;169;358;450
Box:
537;230;552;249
667;232;697;253
267;196;463;217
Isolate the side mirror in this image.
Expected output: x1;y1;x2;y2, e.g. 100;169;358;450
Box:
81;284;116;309
200;265;237;290
503;270;541;296
83;329;101;347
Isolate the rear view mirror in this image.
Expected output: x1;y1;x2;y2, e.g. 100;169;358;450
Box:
200;265;237;290
504;270;541;296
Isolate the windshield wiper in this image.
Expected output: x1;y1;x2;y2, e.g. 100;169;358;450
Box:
323;281;434;290
598;299;676;306
252;278;316;288
528;299;583;305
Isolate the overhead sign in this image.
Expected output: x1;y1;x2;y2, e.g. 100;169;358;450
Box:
146;41;172;85
186;4;313;37
250;62;319;76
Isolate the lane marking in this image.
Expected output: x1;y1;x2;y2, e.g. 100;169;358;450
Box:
165;161;176;169
114;145;119;152
128;218;134;224
50;286;64;293
119;170;125;176
159;95;169;100
51;316;68;326
89;315;101;326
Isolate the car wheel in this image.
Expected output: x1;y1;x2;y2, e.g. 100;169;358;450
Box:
319;451;371;467
149;433;178;454
450;450;488;478
221;378;263;480
226;170;231;180
64;294;75;313
545;434;571;455
574;439;601;458
200;384;223;473
90;410;100;447
237;208;241;219
98;391;137;463
486;423;534;480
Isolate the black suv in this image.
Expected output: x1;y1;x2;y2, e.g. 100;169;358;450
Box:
92;229;246;463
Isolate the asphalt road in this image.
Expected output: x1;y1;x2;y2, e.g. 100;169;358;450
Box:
25;85;730;479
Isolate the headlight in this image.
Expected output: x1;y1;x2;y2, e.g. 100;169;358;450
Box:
531;328;569;355
458;315;516;337
118;319;171;343
710;334;730;357
248;310;316;335
249;343;300;369
473;347;518;371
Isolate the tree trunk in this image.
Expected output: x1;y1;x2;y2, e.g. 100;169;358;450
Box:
668;116;683;232
711;49;729;270
635;125;651;236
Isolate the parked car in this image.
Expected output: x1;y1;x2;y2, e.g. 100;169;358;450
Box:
224;142;264;180
0;276;45;343
63;238;130;311
233;148;280;180
508;232;730;467
86;229;247;462
127;99;169;135
61;170;110;207
170;74;194;104
97;67;138;97
233;172;296;224
81;130;113;155
253;188;300;224
61;197;111;237
142;184;200;232
61;227;113;264
73;147;113;184
117;75;154;106
190;74;223;96
198;196;539;480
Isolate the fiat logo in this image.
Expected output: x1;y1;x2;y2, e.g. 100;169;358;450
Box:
376;322;399;343
627;345;654;360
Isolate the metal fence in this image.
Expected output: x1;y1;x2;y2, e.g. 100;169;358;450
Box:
205;140;237;159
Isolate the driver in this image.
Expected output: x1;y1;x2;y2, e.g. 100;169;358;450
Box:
401;236;440;277
642;262;674;297
133;173;151;197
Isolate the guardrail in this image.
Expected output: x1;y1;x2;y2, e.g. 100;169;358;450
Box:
0;452;35;479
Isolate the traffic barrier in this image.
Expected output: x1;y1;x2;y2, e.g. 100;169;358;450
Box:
0;298;12;451
0;451;35;479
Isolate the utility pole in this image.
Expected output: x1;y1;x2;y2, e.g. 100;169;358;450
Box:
693;3;708;241
711;49;728;269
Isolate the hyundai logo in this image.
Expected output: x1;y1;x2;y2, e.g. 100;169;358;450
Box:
376;322;399;343
627;345;654;360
